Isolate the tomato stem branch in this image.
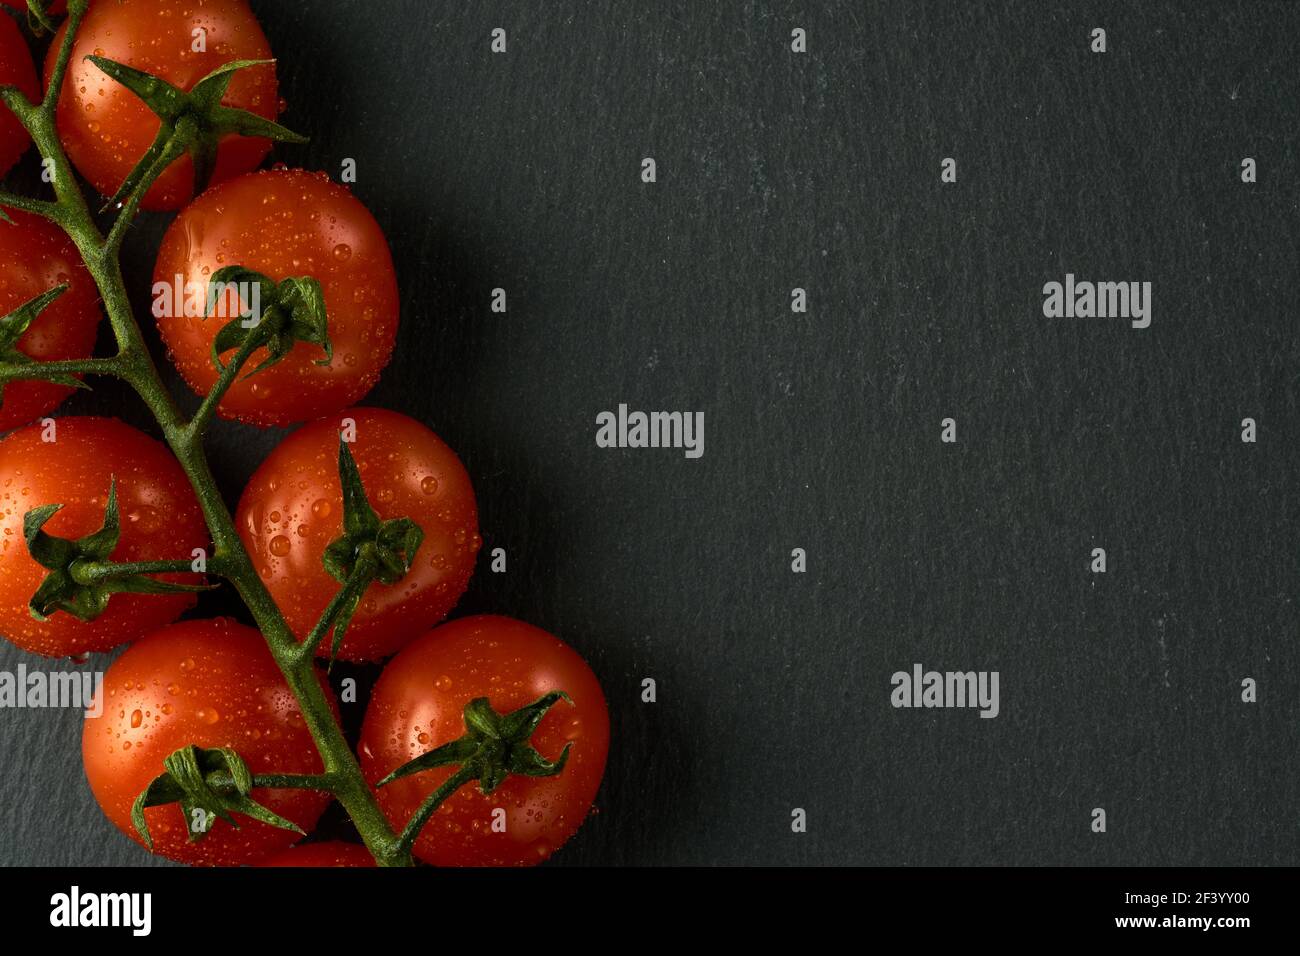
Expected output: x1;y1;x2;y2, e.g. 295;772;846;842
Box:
206;771;336;792
295;553;377;666
396;765;477;854
70;559;198;583
0;356;121;383
185;325;261;439
0;189;60;219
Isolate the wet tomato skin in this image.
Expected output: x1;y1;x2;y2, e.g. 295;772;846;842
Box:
45;0;278;211
0;417;208;658
236;407;479;662
82;618;338;866
359;615;610;867
256;842;376;867
0;12;38;179
0;210;102;432
153;169;400;426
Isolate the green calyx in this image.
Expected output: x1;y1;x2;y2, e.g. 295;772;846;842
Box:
207;266;332;377
131;746;303;849
308;440;424;662
323;440;424;585
379;692;573;848
23;480;211;622
0;286;89;407
86;56;307;208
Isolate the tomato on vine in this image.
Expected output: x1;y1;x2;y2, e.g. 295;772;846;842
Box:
0;209;101;431
0;10;38;179
359;616;609;867
237;407;479;661
45;0;282;211
154;169;400;426
83;618;338;866
0;417;208;657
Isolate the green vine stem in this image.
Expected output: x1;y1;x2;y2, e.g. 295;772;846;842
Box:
0;0;410;867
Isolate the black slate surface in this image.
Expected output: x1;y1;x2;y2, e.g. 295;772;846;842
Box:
1;0;1297;866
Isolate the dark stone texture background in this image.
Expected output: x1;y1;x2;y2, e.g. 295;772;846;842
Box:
1;0;1297;866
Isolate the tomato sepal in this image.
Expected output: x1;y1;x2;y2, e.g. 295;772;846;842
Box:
85;55;307;209
207;267;333;378
23;480;212;623
303;439;426;663
0;285;91;405
131;745;306;849
323;439;425;587
378;691;574;852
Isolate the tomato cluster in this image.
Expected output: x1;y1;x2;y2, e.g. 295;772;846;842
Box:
0;0;608;868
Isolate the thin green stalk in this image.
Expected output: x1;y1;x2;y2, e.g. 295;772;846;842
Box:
397;765;477;853
71;559;197;583
295;553;376;666
0;357;122;382
185;328;261;440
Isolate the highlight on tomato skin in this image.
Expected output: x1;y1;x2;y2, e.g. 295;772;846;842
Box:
153;169;400;427
82;618;339;867
0;210;103;432
0;10;38;179
359;615;611;867
236;407;480;663
256;842;377;868
0;417;209;658
43;0;279;211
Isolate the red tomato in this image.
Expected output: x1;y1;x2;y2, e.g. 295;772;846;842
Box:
256;842;376;868
0;209;101;431
0;2;66;11
83;618;337;866
359;616;609;867
0;417;207;657
45;0;278;211
153;169;399;426
0;11;38;179
236;408;479;661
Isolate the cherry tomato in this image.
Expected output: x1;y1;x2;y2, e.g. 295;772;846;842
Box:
45;0;278;211
0;417;207;657
0;209;101;432
83;618;337;866
236;408;479;661
359;616;609;867
154;169;399;426
256;842;376;868
0;11;38;179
